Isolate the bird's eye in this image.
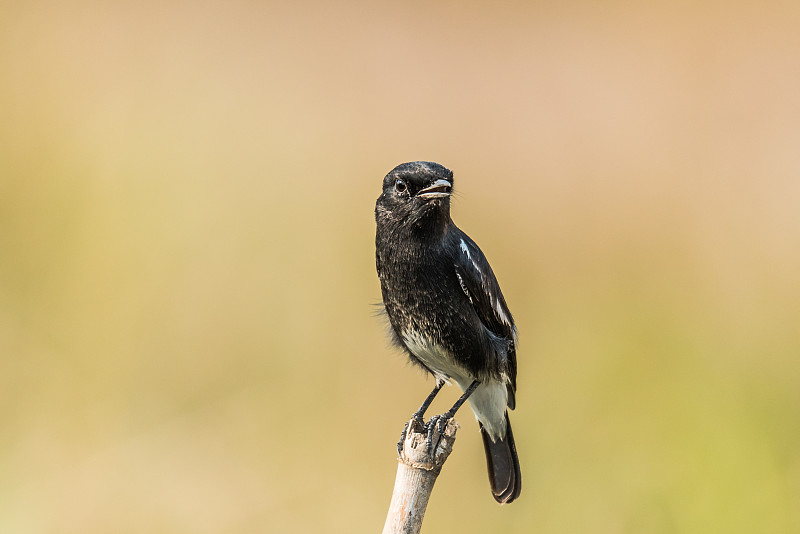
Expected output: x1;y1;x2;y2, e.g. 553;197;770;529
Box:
395;179;407;194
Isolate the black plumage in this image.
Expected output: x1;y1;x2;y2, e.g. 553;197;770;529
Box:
375;161;521;504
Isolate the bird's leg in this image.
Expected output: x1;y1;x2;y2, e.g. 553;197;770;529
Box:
397;381;445;455
426;380;480;453
443;380;479;419
414;381;445;421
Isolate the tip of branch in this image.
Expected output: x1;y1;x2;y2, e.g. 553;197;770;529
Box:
399;418;460;471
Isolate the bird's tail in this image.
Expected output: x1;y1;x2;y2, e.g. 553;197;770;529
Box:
479;413;521;504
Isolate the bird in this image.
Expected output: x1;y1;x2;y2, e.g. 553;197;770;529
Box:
374;161;521;504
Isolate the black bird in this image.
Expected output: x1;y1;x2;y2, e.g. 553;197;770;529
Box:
375;161;521;504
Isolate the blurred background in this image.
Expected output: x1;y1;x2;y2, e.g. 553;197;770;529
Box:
1;1;799;532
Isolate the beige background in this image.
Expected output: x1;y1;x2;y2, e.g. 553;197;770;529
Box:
1;1;799;532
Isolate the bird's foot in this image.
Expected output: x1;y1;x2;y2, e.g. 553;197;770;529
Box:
424;412;454;455
397;412;426;455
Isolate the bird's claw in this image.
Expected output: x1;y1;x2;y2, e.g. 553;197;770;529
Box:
397;421;409;455
397;413;427;455
424;413;453;454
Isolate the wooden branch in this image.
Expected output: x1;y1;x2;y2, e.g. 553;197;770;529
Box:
382;417;460;534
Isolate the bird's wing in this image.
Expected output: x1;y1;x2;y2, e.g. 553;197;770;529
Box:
452;231;518;407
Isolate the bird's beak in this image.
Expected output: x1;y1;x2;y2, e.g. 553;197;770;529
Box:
417;179;452;199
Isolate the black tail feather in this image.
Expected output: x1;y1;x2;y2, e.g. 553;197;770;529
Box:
479;414;521;504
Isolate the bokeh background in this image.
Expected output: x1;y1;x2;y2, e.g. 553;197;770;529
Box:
2;1;799;532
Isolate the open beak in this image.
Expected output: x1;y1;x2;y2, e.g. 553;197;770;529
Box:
417;179;452;199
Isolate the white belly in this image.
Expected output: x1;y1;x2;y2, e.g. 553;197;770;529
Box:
402;330;509;441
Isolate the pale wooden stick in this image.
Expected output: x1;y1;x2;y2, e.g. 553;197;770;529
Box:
382;417;460;534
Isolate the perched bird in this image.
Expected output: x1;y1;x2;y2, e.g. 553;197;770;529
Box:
375;161;521;504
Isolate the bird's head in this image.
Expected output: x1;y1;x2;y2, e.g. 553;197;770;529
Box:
375;161;454;233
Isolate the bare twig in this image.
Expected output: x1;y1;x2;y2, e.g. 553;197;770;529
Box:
382;417;459;534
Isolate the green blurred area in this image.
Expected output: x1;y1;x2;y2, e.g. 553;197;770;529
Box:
2;1;799;532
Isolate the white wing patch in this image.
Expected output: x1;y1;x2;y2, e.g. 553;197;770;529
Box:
459;238;472;259
495;300;513;330
455;271;473;304
461;237;515;339
459;238;481;274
